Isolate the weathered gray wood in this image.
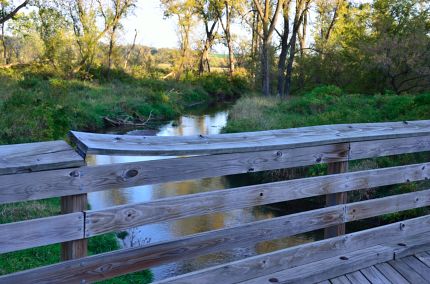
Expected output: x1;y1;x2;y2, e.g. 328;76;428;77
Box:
415;252;430;267
317;281;330;284
324;160;348;238
392;232;430;259
345;271;370;284
388;259;428;284
0;143;350;204
85;163;430;236
345;188;430;222
360;266;391;284
374;263;409;284
330;275;352;284
61;194;88;260
0;213;84;253
154;216;430;284
0;206;345;284
0;140;84;175
240;245;393;284
350;135;430;160
401;256;430;280
70;120;430;156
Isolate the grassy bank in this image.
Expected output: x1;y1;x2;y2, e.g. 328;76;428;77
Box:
0;64;248;145
224;86;430;132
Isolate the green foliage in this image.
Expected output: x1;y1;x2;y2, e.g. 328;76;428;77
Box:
0;65;244;145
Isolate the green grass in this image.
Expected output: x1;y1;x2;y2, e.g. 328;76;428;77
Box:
0;64;248;145
224;86;430;133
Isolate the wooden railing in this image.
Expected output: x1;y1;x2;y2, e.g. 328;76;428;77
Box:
0;120;430;283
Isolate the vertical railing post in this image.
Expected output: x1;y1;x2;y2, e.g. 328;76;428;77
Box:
61;193;88;260
324;150;349;238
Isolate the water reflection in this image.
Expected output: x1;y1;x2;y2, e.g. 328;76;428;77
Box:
87;110;315;281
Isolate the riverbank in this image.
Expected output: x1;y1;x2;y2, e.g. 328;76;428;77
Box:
0;64;248;145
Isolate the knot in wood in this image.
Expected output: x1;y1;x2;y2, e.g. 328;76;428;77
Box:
125;169;139;179
69;170;80;178
269;278;279;283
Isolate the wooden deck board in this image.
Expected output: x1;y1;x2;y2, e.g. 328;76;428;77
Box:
416;252;430;267
330;275;352;284
375;262;409;284
344;271;370;284
360;266;391;283
388;258;428;283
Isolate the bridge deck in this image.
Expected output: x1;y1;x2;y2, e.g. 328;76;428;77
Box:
155;229;430;283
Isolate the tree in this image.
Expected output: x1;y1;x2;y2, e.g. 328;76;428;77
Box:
161;0;196;80
253;0;283;96
98;0;136;75
1;0;29;64
67;0;132;73
0;0;29;24
194;0;218;75
213;0;244;77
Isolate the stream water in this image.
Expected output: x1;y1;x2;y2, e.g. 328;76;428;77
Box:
86;104;316;281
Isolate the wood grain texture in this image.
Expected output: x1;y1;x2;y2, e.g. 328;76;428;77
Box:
61;194;88;260
360;266;391;284
70;120;430;156
350;135;430;160
155;216;430;284
345;189;430;222
85;163;430;237
330;275;352;284
240;245;393;284
401;256;430;279
374;263;409;284
415;252;430;267
0;143;349;204
0;140;84;175
0;213;84;253
345;271;370;284
324;160;348;238
388;259;428;284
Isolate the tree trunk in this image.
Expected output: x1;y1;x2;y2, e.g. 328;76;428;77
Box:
1;21;7;65
124;29;137;70
277;5;290;97
284;28;298;97
107;25;117;79
261;35;270;96
198;42;211;75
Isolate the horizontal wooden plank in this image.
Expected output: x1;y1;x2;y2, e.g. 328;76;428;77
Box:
0;140;84;176
350;135;430;160
3;191;430;283
70;120;430;156
85;162;430;237
155;216;430;284
0;212;84;253
345;188;430;222
241;245;393;284
3;134;430;204
0;143;349;204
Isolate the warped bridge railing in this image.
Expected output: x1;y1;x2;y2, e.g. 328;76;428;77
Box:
0;120;430;283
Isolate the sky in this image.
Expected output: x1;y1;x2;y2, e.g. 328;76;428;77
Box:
121;0;179;48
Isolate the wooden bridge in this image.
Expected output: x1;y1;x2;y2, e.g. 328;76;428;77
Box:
1;120;430;283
